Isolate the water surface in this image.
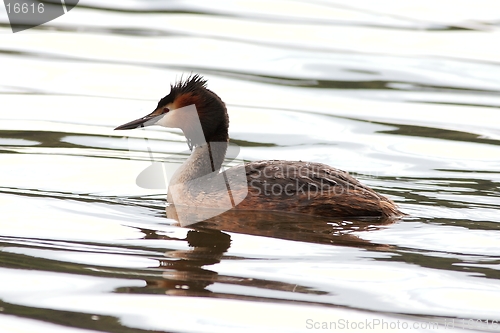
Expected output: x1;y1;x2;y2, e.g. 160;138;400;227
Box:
1;1;500;332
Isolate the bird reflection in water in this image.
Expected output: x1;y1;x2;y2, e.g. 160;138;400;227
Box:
126;209;395;296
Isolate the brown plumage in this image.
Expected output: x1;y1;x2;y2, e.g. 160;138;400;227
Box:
235;160;400;217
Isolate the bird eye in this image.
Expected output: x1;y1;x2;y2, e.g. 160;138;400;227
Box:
162;107;170;114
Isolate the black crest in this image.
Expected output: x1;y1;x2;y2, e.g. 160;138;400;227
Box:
157;74;207;109
171;74;207;95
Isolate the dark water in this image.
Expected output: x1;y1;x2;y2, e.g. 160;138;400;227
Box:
1;1;500;332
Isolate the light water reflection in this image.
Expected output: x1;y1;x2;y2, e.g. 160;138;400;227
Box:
1;0;500;332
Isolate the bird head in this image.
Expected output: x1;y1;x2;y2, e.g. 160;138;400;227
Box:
115;74;229;150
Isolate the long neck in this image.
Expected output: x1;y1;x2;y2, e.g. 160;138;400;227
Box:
168;140;228;189
167;114;229;203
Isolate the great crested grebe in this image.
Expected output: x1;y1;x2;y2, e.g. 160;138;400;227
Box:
115;75;402;220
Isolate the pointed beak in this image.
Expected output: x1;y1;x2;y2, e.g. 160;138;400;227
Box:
114;113;162;130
